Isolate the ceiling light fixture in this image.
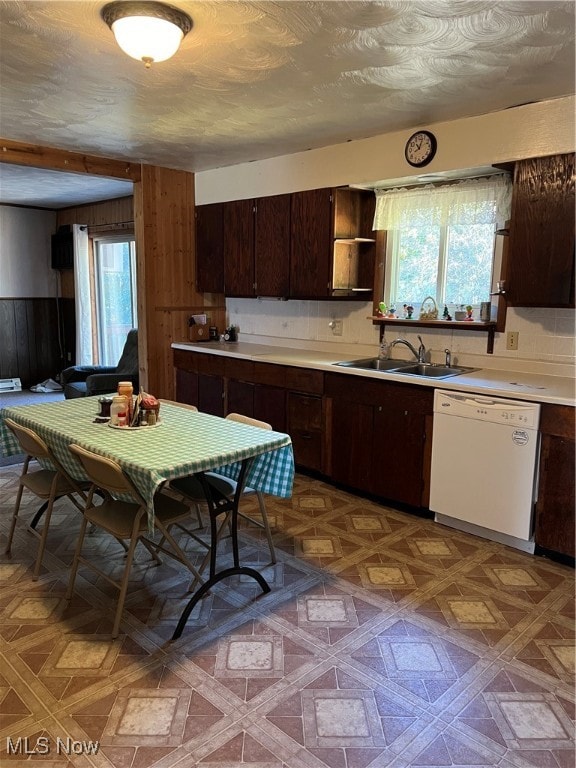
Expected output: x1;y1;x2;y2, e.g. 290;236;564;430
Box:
101;1;193;68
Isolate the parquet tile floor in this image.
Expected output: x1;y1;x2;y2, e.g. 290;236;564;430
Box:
0;464;573;767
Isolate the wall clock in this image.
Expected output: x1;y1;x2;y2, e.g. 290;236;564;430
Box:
405;130;437;168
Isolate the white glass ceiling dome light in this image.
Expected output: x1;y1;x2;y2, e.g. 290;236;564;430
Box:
101;1;193;68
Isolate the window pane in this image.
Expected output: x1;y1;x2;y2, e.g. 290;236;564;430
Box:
396;226;440;303
445;224;494;305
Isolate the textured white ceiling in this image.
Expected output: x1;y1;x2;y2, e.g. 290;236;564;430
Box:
0;0;574;207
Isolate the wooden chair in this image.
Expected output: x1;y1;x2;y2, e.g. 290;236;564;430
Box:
170;413;277;564
66;443;206;638
4;418;89;581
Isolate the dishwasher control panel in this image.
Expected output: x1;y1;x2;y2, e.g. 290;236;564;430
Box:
433;390;541;429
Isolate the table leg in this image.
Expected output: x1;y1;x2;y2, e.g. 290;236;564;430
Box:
171;457;271;640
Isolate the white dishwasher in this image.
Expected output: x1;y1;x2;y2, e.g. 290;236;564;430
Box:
430;389;541;553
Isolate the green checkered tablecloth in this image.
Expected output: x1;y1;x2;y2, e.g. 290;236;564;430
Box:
0;398;294;528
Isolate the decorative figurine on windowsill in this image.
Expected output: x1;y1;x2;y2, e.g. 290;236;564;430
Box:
376;301;386;318
443;304;452;321
403;304;414;319
465;305;474;321
387;305;397;318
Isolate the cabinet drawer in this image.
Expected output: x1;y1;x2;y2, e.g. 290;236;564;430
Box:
173;349;199;373
325;372;433;412
197;353;225;376
253;362;324;393
224;357;254;381
288;392;322;430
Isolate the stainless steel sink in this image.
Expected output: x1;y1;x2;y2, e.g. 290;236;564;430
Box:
334;358;475;378
334;357;409;372
394;363;474;378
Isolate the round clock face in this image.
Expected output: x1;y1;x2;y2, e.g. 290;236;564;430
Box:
405;130;437;167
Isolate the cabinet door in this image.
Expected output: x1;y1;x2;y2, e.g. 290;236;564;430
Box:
227;378;254;417
287;392;323;472
372;406;427;507
195;203;224;293
290;188;333;298
198;373;224;416
224;199;255;296
507;153;575;307
254;384;286;432
534;404;575;560
255;194;291;297
176;368;198;407
535;434;575;558
330;398;374;492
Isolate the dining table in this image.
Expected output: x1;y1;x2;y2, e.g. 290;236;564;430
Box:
0;396;295;638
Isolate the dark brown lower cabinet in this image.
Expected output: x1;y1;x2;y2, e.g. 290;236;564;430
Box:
198;373;224;416
287;392;324;472
254;384;286;432
326;373;433;509
330;400;374;492
534;405;575;560
173;349;224;416
226;378;286;432
175;368;197;406
372;405;428;508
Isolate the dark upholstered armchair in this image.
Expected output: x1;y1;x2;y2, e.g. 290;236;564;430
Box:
61;329;139;399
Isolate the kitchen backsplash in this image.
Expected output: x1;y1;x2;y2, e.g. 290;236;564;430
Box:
226;298;575;376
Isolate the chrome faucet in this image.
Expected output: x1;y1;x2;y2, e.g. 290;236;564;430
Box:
390;335;426;363
444;348;452;367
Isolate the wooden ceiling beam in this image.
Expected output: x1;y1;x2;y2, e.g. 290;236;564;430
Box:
0;138;141;182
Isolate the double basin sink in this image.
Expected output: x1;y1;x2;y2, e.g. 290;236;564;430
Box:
334;358;476;379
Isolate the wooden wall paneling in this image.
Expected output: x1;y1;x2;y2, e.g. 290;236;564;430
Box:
56;196;134;228
0;300;17;380
135;165;198;399
14;299;31;386
27;299;61;383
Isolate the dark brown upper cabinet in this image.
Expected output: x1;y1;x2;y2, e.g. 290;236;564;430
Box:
197;186;376;300
290;188;334;298
224;199;255;296
195;202;224;293
219;194;291;298
254;193;291;297
506;153;575;307
290;187;376;299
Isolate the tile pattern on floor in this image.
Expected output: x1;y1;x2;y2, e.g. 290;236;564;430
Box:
0;464;573;767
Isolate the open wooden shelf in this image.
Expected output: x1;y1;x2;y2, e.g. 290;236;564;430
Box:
369;316;497;353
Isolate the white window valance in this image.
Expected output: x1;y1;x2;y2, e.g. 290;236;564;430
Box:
373;174;512;230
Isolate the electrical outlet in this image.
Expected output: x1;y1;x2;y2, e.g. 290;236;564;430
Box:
329;319;343;336
506;331;519;350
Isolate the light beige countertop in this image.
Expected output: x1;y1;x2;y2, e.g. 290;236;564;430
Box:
172;341;575;407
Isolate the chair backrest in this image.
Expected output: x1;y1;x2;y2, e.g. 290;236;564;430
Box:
5;418;52;460
115;329;138;374
226;413;272;431
69;443;143;503
159;399;198;411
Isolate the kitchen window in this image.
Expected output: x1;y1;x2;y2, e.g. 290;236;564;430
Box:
374;174;512;311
